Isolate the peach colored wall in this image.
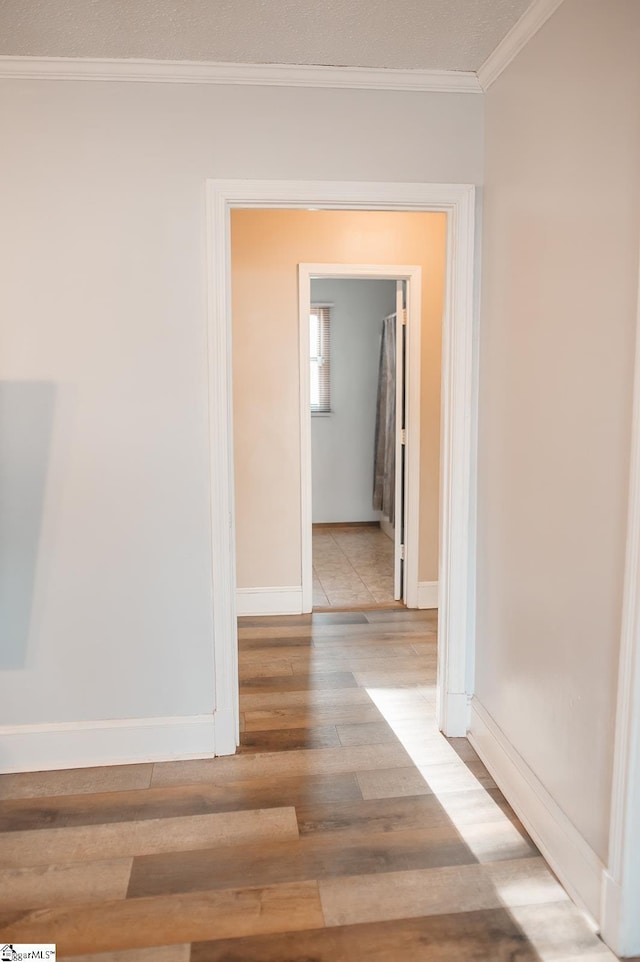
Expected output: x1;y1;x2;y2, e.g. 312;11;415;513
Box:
231;208;447;590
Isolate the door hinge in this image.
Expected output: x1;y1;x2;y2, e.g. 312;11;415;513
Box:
402;309;407;326
400;428;406;445
400;544;405;561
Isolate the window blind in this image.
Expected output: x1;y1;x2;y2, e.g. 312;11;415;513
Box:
310;305;331;413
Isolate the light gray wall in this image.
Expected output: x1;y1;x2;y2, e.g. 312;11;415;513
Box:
476;0;640;863
311;278;396;523
0;79;483;747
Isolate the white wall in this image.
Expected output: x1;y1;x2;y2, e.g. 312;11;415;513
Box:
0;77;483;769
473;0;640;929
311;278;396;523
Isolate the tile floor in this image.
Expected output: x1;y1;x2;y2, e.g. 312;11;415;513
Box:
313;523;396;607
0;609;632;960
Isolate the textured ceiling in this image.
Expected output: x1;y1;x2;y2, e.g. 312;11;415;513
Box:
0;0;534;72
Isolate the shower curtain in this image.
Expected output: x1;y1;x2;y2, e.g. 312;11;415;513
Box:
372;313;396;524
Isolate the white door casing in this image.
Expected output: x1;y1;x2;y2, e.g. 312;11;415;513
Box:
600;244;640;958
395;279;406;603
206;179;477;748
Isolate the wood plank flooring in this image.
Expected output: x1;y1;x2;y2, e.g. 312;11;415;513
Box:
0;609;624;960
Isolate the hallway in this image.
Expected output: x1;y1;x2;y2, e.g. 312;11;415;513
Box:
0;610;625;959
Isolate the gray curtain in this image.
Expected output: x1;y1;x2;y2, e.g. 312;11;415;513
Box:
372;314;396;523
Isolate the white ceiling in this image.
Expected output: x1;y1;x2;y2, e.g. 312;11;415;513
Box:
0;0;534;72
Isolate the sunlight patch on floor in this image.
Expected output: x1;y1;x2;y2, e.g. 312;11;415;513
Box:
364;685;531;861
364;684;618;961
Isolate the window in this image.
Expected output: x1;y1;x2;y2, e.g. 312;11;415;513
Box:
310;305;331;413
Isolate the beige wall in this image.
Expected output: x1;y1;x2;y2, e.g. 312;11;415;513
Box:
231;209;447;590
476;0;640;862
0;76;481;751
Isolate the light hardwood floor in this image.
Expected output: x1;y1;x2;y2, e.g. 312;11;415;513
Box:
0;610;631;960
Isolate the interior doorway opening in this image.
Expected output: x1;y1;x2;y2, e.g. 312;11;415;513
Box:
302;269;420;611
208;181;477;747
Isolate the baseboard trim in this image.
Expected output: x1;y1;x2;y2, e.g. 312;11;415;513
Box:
379;514;394;542
468;698;604;921
417;581;439;609
236;586;303;616
0;713;229;773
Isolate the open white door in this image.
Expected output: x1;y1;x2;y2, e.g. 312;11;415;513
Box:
394;280;407;601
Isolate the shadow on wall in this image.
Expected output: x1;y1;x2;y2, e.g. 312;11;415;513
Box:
0;381;56;669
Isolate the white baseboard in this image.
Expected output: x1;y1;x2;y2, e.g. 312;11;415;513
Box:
0;712;233;773
417;581;439;609
236;585;302;616
379;514;394;542
468;698;604;922
236;586;303;616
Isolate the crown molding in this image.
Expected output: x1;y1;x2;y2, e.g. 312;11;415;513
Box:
477;0;565;90
0;55;482;93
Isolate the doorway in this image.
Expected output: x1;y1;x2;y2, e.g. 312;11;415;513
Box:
205;179;477;748
300;268;421;611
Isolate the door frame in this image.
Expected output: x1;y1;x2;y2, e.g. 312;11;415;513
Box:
205;179;477;751
601;249;640;957
299;264;422;611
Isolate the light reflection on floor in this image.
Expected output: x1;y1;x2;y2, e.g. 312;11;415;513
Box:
364;683;618;962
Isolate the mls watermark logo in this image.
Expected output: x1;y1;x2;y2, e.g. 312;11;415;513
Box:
1;947;56;961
